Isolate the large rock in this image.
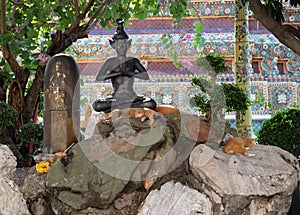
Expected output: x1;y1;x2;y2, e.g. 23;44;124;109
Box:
18;167;54;215
189;144;299;214
46;132;157;210
14;109;300;214
0;144;30;215
0;144;17;178
138;181;212;215
46;109;193;210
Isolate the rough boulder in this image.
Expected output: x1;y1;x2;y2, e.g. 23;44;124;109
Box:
189;144;299;214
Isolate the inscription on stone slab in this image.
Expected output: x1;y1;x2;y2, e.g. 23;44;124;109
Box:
50;111;68;153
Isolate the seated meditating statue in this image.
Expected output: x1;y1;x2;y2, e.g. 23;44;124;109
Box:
92;18;157;113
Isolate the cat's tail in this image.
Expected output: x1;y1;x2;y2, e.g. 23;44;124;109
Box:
223;148;235;154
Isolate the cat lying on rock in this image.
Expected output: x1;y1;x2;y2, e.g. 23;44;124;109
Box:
222;133;256;157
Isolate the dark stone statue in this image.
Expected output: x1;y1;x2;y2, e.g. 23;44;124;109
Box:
92;18;157;112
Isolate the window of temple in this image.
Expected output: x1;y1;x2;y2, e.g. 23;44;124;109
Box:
277;59;288;75
251;58;262;75
252;62;260;73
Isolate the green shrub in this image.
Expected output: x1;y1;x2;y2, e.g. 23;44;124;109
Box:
17;122;43;149
0;102;18;136
256;108;300;158
196;53;229;75
190;53;251;116
191;80;251;115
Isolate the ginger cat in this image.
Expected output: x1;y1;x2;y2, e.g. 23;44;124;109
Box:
102;108;155;125
155;105;180;115
223;136;256;157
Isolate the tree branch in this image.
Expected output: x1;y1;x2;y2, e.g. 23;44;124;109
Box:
1;0;20;72
24;65;45;123
84;0;112;32
47;0;112;56
81;0;97;18
73;0;80;17
65;0;97;35
249;0;300;55
11;1;17;27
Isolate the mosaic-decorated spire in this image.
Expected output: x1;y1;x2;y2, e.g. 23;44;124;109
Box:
235;0;252;136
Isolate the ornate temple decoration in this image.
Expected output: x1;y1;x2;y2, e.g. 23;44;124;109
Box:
68;1;300;132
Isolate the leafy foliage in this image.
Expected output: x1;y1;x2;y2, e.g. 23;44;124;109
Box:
161;16;204;68
190;54;251;116
17;122;43;149
190;85;210;114
196;53;229;75
2;0;190;72
191;79;251;115
0;102;18;136
256;108;300;158
221;83;251;115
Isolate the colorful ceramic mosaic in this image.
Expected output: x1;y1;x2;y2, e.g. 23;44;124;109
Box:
71;33;300;77
80;80;299;114
250;81;269;114
269;82;298;109
74;1;300;132
187;1;299;23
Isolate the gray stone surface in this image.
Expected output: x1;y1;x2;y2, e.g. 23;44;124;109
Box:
14;110;300;214
138;181;212;215
46;125;165;209
189;144;300;214
18;167;54;215
0;145;30;215
46;109;191;211
0;144;17;178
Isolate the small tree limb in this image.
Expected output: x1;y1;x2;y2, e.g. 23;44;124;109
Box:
47;0;112;56
24;65;45;123
1;0;20;72
249;0;300;55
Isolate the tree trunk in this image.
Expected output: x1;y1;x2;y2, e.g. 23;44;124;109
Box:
0;73;8;102
234;0;253;137
23;65;45;123
249;0;300;55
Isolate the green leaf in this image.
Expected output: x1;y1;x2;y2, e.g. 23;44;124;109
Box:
162;37;169;45
134;10;148;20
0;33;10;44
0;58;5;66
193;21;204;34
80;97;89;105
173;61;180;68
80;79;85;86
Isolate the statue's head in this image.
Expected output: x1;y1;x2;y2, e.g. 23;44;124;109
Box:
109;18;132;55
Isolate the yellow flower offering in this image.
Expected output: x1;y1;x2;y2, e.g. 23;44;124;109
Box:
36;161;50;173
